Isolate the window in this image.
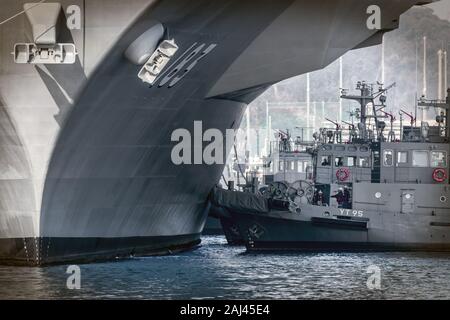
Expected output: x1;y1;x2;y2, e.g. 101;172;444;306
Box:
304;161;311;172
373;150;380;166
360;146;369;152
358;157;370;168
347;156;357;167
297;161;303;173
320;156;331;166
335;157;344;167
290;161;295;171
383;150;394;167
304;162;310;173
412;150;429;167
430;151;447;168
279;160;284;171
397;151;408;165
270;162;273;173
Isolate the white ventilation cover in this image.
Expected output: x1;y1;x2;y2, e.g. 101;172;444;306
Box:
13;43;77;64
138;39;178;85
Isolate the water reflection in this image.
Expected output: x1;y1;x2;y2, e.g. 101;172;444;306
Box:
1;236;450;299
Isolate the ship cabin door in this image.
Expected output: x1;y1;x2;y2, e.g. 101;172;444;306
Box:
401;190;415;214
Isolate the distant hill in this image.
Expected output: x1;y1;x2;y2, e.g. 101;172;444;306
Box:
247;6;450;131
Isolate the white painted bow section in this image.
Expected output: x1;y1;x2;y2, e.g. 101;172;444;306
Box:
12;3;77;64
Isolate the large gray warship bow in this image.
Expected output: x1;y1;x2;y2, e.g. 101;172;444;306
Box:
0;0;431;265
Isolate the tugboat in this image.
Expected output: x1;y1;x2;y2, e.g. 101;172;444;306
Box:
223;82;450;252
209;129;313;245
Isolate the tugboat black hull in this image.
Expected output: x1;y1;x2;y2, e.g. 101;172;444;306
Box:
208;202;245;245
232;211;450;252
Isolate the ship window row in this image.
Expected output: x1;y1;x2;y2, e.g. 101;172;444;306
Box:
320;155;370;168
322;145;370;153
272;160;311;173
383;150;447;168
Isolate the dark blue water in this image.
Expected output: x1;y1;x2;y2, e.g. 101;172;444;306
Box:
1;236;450;299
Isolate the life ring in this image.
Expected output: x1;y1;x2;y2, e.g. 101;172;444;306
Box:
336;168;350;182
432;168;447;183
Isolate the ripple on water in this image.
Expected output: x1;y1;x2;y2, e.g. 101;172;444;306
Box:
1;236;450;299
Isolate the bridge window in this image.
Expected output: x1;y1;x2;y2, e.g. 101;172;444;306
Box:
397;151;408;164
430;151;447;168
383;150;394;167
347;156;357;167
412;150;429;167
373;151;381;168
304;161;312;172
335;157;344;167
358;157;370;168
297;161;303;172
320;156;331;166
360;146;369;152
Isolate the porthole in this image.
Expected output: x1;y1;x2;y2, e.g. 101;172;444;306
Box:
440;196;447;203
375;192;382;199
405;193;412;200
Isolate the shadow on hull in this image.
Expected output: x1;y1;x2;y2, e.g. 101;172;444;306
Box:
245;241;450;253
0;234;201;266
231;211;450;253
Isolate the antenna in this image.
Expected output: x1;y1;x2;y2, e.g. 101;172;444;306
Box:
400;109;416;126
423;36;427;97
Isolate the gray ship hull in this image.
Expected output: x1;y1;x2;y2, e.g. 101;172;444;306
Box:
0;234;200;266
0;0;428;265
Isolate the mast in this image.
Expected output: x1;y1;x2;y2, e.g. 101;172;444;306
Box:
307;73;311;138
313;101;317;133
438;49;443;101
381;41;385;84
265;101;269;156
445;49;448;93
340;82;395;142
418;89;450;140
415;35;418;123
339;57;343;122
246;107;250;157
340;81;372;126
423;36;427;97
